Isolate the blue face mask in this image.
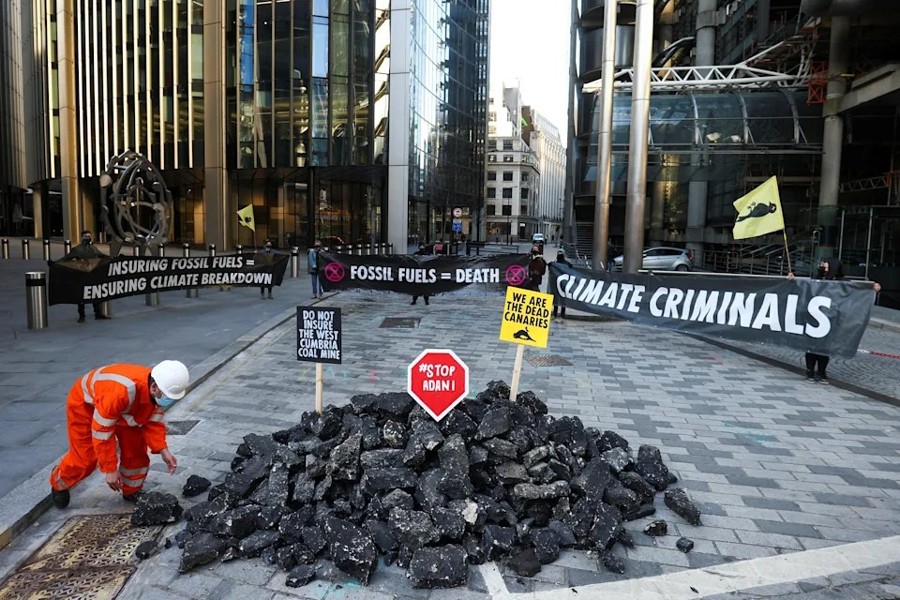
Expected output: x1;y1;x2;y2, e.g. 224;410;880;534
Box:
157;395;176;409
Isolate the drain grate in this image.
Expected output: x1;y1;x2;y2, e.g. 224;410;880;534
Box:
166;419;200;436
0;514;162;600
525;352;573;367
380;317;421;329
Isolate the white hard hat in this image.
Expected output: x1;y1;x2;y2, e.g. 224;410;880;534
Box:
151;360;190;400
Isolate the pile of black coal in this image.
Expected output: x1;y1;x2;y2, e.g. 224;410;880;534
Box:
172;381;701;588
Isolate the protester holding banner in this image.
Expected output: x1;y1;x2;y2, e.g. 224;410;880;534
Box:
308;240;324;299
67;230;112;323
259;239;276;299
551;250;572;319
528;246;547;292
411;244;432;306
789;258;881;383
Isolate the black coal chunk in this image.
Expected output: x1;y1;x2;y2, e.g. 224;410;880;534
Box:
183;475;212;498
508;547;542;577
285;564;317;588
601;448;633;473
411;419;445;451
239;530;281;558
598;430;630;452
643;520;668;537
482;524;516;560
512;482;570;501
179;532;227;573
664;487;702;526
474;406;511;441
634;445;671;491
328;432;362;481
211;505;260;539
324;516;378;585
588;503;622;550
676;537;695;553
407;545;468;588
389;507;439;548
382;420;408;448
362;467;417;495
598;549;626;574
531;528;561;564
366;519;398;553
131;492;183;526
134;540;157;560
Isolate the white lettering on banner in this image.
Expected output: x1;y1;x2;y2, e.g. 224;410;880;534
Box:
554;273;834;338
83;278;147;299
170;257;210;270
455;268;500;283
398;268;437;283
199;272;272;286
211;256;244;269
149;274;201;289
107;259;170;276
350;265;395;281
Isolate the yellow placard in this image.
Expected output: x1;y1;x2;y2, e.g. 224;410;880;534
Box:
499;287;553;348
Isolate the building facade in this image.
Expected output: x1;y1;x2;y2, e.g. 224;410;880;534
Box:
570;0;899;305
522;107;566;242
0;0;489;254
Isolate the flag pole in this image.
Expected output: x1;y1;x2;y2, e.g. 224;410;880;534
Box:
782;230;792;275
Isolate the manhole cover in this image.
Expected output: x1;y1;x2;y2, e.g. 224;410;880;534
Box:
525;352;572;367
166;419;200;436
380;317;421;329
0;514;162;600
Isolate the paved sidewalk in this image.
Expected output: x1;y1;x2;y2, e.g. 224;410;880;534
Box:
1;290;897;599
1;241;899;599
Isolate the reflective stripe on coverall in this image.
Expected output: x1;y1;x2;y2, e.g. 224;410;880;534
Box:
50;364;168;495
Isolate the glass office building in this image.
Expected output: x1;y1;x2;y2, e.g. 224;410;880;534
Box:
1;0;489;253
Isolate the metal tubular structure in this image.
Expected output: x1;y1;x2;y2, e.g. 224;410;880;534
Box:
1;240;8;260
291;247;300;278
25;272;48;330
593;0;618;269
623;0;654;273
64;240;72;254
22;239;30;260
43;240;51;261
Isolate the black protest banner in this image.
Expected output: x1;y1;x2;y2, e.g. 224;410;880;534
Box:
297;307;342;364
47;253;290;305
549;263;876;358
317;252;532;296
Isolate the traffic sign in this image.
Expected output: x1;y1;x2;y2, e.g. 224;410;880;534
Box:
407;349;469;421
452;222;462;232
452;207;463;218
499;286;553;348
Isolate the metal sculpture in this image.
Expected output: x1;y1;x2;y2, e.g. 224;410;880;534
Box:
99;150;173;256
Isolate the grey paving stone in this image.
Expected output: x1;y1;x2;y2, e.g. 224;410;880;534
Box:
754;519;823;538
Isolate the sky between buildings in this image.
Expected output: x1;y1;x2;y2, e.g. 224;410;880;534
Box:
489;0;571;143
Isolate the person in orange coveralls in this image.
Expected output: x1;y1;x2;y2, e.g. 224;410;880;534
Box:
49;360;190;508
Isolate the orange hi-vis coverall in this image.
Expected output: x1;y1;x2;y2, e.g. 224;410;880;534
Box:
50;364;168;496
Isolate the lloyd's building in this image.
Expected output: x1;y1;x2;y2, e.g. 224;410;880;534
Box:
0;0;489;252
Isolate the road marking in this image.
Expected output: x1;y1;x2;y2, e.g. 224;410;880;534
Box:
517;535;900;600
479;561;511;599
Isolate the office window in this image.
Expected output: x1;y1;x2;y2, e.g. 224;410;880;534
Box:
487;187;496;198
520;188;528;200
502;188;512;199
521;172;529;183
486;204;496;215
502;204;512;216
502;155;513;162
521;204;528;215
502;171;513;181
488;155;496;162
487;172;496;181
503;140;512;150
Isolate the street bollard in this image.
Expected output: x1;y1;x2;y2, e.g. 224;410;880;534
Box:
2;239;8;259
43;239;51;261
25;272;48;329
64;240;72;255
158;243;166;256
236;244;243;255
388;243;394;255
135;245;159;306
22;239;30;260
208;244;216;257
356;244;363;256
184;243;198;298
291;247;299;278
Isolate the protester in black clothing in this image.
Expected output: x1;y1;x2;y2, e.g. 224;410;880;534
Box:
527;245;547;292
789;257;881;383
411;244;431;306
551;250;572;319
69;230;111;323
259;239;276;299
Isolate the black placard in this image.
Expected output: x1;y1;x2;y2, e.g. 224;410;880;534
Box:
296;307;342;364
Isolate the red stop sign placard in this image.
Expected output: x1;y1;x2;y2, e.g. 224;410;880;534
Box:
407;349;470;421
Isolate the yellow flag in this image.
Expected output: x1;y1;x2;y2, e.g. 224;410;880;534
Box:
236;204;255;232
732;176;784;240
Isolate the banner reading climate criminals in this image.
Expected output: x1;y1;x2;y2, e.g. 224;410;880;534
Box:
549;262;875;358
318;252;531;296
48;253;289;305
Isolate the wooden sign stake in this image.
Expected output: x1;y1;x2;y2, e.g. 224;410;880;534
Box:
315;363;324;415
509;344;525;402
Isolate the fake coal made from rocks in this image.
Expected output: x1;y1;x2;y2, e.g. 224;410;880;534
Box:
172;382;701;588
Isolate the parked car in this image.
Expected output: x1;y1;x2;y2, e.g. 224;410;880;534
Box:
532;233;545;252
612;247;694;272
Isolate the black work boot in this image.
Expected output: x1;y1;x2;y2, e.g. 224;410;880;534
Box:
51;488;70;509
